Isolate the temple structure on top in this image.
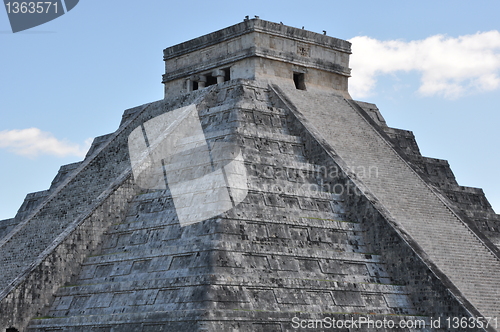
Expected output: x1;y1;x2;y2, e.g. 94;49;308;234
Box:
0;18;499;332
162;18;351;96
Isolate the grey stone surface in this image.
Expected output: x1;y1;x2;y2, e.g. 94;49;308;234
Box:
0;90;213;331
25;81;435;332
272;83;500;320
19;80;487;332
0;218;17;240
1;18;498;332
162;18;351;97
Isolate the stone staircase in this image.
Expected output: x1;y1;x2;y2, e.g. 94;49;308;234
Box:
274;85;500;320
0;90;213;331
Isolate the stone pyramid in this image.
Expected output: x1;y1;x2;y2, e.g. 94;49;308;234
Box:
1;18;500;332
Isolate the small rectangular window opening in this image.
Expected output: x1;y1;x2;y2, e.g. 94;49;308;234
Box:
223;68;231;81
193;81;199;91
293;72;306;90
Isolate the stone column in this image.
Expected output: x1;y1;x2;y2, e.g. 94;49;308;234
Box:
186;78;193;92
198;75;207;88
213;69;225;84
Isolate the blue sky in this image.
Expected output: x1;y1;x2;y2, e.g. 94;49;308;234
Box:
0;0;499;220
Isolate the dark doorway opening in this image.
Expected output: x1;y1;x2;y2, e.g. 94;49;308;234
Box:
223;68;231;81
206;74;218;86
293;72;306;90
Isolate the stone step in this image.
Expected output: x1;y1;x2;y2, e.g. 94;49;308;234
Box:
55;274;406;298
84;234;380;265
29;310;431;330
95;234;370;259
82;239;379;267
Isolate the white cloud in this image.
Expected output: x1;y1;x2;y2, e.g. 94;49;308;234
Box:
0;128;91;158
349;31;500;99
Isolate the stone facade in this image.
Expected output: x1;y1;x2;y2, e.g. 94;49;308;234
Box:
0;18;499;332
162;19;351;97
